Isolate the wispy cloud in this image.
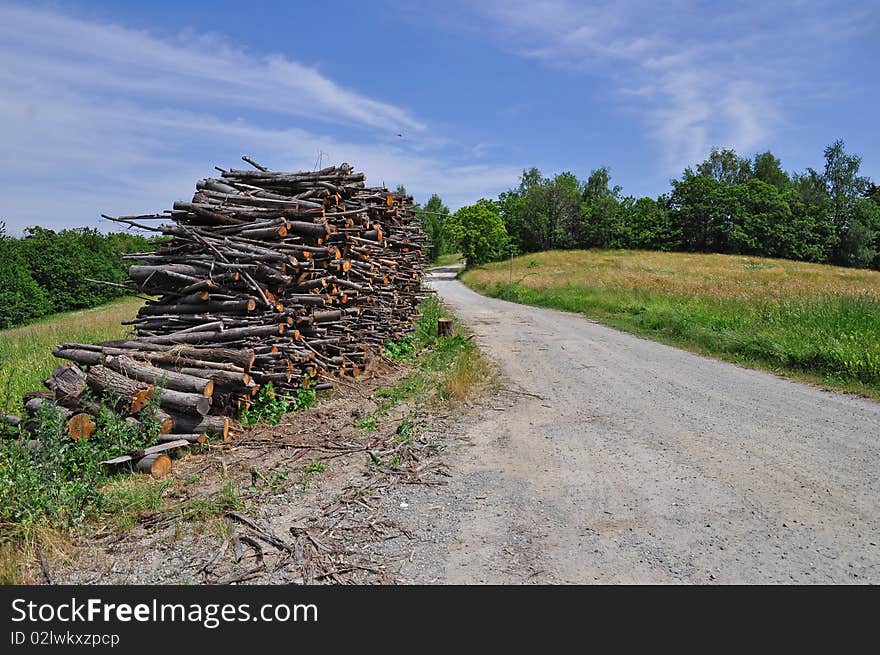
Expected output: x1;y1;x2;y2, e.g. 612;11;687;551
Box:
0;4;424;134
0;4;517;231
463;0;872;173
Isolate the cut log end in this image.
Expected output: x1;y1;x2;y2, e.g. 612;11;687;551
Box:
130;389;153;414
135;453;172;477
67;413;96;441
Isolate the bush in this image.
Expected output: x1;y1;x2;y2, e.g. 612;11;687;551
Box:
443;200;509;268
0;403;102;527
0;392;164;530
0;227;52;329
239;380;318;426
0;224;155;329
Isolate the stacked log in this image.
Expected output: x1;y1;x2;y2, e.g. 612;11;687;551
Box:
99;159;427;409
3;158;426;474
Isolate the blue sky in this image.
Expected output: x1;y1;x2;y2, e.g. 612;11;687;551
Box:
0;0;877;232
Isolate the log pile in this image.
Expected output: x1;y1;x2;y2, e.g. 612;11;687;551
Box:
102;159;426;409
2;158;427;475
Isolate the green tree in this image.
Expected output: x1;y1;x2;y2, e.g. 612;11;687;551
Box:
549;172;583;249
443;200;509;267
0;223;52;328
790;170;836;262
696;147;753;185
835;198;880;268
753;151;790;191
579;167;624;248
625;196;679;250
416;194;450;262
669;172;727;251
819;140;872;265
725;179;797;257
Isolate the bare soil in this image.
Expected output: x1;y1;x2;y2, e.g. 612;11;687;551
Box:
54;360;461;585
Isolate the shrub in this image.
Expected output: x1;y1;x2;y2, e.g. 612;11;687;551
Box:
0;228;52;329
443;200;509;267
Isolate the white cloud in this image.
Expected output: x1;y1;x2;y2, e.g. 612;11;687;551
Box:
0;4;424;134
466;0;866;173
0;4;517;232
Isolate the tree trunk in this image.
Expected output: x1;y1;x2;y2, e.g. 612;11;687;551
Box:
105;355;213;396
156;433;205;444
44;364;87;406
158;388;211;416
86;366;154;414
134;453;172;477
168;414;230;440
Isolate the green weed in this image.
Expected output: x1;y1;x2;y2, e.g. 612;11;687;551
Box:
239;379;317;426
382;335;418;361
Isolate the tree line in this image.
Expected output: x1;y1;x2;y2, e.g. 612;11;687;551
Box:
0;225;157;329
431;140;880;268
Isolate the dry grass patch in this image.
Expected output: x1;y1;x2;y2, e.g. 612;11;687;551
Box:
442;345;492;401
466;249;880;303
463;249;880;398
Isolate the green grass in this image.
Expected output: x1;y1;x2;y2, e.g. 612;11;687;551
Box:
0;296;144;413
101;478;173;532
359;296;493;434
462;250;880;399
432;252;463;267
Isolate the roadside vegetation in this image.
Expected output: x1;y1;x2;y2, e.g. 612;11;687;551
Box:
432;253;463;267
462;249;880;398
239;381;318;427
357;294;493;476
0;294;489;583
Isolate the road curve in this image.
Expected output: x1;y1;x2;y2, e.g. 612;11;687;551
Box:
408;267;880;583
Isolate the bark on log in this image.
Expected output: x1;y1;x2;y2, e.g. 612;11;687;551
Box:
86;366;154;414
52;346;103;367
168;414;230;440
101;439;191;466
44;364;87;406
158;388;211;416
174;367;250;387
105;355;214;396
156;433;206;445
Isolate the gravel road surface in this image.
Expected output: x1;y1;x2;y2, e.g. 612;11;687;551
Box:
396;267;880;583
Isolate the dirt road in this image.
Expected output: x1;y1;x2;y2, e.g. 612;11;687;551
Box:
396;267;880;583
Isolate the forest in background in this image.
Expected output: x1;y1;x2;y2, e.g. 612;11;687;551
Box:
0;226;155;329
435;140;880;269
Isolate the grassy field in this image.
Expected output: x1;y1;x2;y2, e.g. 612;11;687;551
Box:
461;249;880;398
0;297;144;412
